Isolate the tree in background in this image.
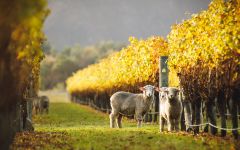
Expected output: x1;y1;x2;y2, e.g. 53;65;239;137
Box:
40;41;125;90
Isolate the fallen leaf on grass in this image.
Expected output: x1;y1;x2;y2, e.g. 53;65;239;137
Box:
10;131;73;150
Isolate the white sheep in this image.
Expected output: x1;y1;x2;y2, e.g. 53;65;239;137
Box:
159;87;182;132
109;85;158;128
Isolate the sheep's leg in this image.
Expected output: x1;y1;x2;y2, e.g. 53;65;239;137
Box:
175;119;180;131
167;119;171;131
36;108;39;115
136;114;143;128
109;111;117;128
167;118;174;132
180;105;186;131
117;114;123;128
137;119;142;128
40;107;43;114
160;116;165;132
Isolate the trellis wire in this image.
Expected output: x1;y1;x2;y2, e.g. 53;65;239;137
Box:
74;98;240;131
187;123;240;131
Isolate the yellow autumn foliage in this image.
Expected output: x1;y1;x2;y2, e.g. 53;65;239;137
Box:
168;0;240;97
2;0;49;95
66;36;176;95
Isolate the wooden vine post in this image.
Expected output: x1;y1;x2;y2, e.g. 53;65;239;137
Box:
159;56;169;130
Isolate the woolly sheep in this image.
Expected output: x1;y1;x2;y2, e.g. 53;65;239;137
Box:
159;87;182;132
39;96;49;114
109;85;158;128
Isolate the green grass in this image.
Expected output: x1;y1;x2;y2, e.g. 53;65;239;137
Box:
34;103;108;127
11;91;239;150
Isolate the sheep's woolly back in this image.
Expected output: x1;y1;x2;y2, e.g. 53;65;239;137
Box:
110;91;154;116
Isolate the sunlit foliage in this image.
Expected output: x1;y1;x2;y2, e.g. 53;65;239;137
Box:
0;0;48;147
168;0;240;100
66;36;174;95
0;0;49;100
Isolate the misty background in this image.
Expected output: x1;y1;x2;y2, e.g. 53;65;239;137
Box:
41;0;210;90
44;0;210;50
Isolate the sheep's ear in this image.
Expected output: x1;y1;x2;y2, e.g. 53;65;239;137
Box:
164;88;169;94
139;87;145;91
155;87;160;92
161;87;168;92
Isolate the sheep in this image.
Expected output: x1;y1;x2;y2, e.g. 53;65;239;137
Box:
109;85;158;128
39;96;49;114
33;97;41;115
159;87;182;132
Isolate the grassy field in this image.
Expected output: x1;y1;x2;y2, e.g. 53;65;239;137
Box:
11;91;239;150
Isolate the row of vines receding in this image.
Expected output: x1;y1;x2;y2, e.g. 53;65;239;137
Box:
66;36;178;111
66;0;240;137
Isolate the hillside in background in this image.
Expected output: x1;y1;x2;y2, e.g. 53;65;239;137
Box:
44;0;210;50
40;41;125;90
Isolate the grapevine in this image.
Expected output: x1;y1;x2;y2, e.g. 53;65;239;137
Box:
168;0;240;101
66;36;176;97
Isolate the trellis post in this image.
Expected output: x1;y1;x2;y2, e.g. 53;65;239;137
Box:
159;56;169;131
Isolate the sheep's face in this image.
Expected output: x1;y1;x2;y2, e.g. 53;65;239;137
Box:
160;91;166;100
159;87;168;100
140;85;158;98
165;87;179;100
